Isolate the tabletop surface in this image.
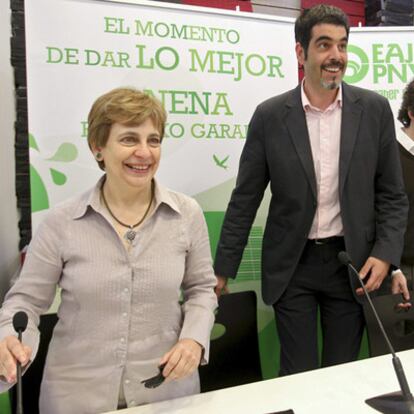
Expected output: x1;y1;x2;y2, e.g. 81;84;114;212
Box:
103;349;414;414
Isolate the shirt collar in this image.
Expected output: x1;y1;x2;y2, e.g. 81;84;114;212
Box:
72;175;181;220
301;79;343;112
71;175;104;220
153;179;181;214
397;127;414;156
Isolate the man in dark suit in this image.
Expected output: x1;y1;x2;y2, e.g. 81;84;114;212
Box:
214;5;408;376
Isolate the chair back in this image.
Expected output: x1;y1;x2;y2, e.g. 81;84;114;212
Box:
199;290;262;392
363;292;414;357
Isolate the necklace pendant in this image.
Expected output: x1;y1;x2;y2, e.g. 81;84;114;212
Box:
125;229;136;243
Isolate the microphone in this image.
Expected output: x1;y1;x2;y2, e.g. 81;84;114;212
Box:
12;312;28;334
12;311;28;414
338;251;414;414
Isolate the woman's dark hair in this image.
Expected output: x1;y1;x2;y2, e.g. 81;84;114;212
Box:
398;79;414;127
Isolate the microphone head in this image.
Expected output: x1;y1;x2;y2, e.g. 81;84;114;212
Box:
12;311;28;333
338;251;351;265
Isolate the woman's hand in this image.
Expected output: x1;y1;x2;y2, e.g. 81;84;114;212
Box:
0;336;31;383
159;338;202;382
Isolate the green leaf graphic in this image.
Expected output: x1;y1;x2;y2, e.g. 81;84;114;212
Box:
29;133;39;151
30;164;49;212
47;143;78;162
50;168;67;185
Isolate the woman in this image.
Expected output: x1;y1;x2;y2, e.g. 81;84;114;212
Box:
0;88;217;413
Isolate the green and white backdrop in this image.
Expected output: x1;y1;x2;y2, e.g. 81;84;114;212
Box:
24;0;414;380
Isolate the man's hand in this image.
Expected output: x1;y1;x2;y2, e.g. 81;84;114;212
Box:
356;256;390;295
214;275;229;298
391;271;412;311
159;339;202;382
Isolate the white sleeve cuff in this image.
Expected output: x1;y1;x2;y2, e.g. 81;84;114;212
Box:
391;269;402;277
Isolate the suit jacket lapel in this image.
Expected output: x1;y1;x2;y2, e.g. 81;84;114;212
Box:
284;85;317;201
339;84;363;197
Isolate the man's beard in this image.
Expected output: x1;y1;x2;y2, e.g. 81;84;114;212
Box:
320;60;344;90
320;78;341;90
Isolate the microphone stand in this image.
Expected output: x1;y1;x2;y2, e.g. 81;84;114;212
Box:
16;329;23;414
12;311;28;414
340;252;414;414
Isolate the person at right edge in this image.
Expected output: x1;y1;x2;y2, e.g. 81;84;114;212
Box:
214;5;409;376
390;79;414;298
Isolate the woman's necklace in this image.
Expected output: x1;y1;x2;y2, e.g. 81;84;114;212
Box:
101;181;154;243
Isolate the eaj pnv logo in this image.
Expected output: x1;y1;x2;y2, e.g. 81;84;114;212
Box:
344;45;369;84
344;42;414;85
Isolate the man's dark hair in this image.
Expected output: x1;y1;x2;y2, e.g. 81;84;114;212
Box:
295;5;350;58
398;79;414;127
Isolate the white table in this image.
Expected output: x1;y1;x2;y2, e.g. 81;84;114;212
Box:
104;349;414;414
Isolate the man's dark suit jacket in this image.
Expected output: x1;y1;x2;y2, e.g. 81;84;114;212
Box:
214;83;408;305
